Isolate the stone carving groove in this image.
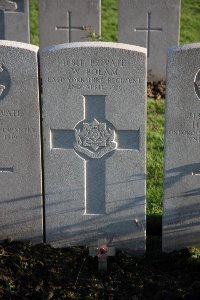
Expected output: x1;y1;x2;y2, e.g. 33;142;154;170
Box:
74;118;117;159
0;0;17;11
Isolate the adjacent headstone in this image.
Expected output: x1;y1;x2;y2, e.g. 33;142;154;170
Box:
39;0;101;49
163;44;200;252
41;42;146;251
118;0;181;81
0;0;30;43
0;41;42;243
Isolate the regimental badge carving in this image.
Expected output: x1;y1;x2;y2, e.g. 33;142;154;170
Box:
0;64;10;100
0;65;5;96
0;0;17;10
194;69;200;99
74;119;117;159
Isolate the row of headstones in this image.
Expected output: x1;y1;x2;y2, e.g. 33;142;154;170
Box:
0;40;199;253
1;0;181;81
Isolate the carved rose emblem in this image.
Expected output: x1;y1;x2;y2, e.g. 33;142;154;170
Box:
80;119;112;151
74;119;117;159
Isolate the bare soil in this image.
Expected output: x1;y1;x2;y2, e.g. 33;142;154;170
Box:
147;81;166;99
0;237;199;300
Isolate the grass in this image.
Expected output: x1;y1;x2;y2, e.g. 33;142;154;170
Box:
147;100;164;225
28;0;200;224
180;0;200;44
101;0;118;42
29;0;39;46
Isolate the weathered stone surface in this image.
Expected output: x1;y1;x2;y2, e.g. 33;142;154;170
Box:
39;0;101;49
118;0;181;81
0;0;30;43
0;41;42;243
163;44;200;252
41;42;146;251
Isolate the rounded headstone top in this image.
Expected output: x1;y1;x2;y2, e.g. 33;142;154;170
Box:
0;40;38;52
168;43;200;54
42;42;147;55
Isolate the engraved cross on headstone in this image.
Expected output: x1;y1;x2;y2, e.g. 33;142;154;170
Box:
0;0;18;39
134;12;163;57
51;95;140;215
55;11;83;43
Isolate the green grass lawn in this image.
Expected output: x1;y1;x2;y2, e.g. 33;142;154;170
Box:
29;0;200;225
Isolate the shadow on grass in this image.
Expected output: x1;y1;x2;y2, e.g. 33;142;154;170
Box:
147;213;162;236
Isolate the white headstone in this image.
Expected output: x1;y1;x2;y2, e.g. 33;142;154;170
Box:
163;44;200;252
41;42;146;251
0;41;42;243
39;0;101;49
118;0;181;81
0;0;30;43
